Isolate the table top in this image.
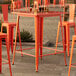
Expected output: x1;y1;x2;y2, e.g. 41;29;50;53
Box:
12;11;65;17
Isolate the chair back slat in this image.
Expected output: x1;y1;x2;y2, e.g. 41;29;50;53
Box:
69;4;75;22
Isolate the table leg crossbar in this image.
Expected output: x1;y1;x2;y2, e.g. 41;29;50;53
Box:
42;46;63;52
39;52;64;57
16;47;35;51
57;41;76;46
71;65;76;68
15;46;64;57
69;63;76;68
16;50;35;57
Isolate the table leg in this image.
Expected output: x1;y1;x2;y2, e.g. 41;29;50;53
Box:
0;39;2;73
7;25;11;53
35;16;39;72
55;22;60;54
40;17;43;60
12;16;20;64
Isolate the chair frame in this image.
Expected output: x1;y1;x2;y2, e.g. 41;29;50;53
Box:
56;4;76;56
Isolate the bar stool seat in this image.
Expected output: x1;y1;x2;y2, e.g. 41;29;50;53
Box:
2;22;16;27
62;21;75;27
0;32;12;76
0;32;7;38
1;22;16;54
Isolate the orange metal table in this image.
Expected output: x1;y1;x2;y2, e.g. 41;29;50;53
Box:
12;11;67;72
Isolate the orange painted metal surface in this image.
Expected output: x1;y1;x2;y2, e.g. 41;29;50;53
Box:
11;0;65;12
12;16;23;64
10;0;67;72
0;32;12;76
40;17;43;60
35;16;39;72
1;5;8;22
1;4;17;54
11;0;23;11
12;11;67;71
0;0;76;75
68;5;76;74
56;4;76;56
68;35;76;76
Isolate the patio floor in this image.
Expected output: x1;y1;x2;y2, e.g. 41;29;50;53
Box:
1;44;76;76
0;7;76;76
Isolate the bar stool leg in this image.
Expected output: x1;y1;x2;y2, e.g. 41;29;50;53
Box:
74;23;76;35
40;17;43;60
68;37;75;76
63;26;67;66
64;26;66;53
6;38;12;76
5;37;12;76
11;27;14;54
8;26;11;53
0;39;2;73
66;24;70;56
55;22;60;54
60;15;67;66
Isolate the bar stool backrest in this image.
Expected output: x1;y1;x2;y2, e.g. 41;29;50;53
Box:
69;4;75;22
1;4;16;23
2;4;8;22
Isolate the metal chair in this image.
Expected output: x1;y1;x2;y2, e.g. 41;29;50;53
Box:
68;35;76;76
1;4;22;54
1;4;16;54
56;4;76;56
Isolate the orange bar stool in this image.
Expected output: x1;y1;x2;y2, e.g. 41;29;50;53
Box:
11;0;24;11
68;35;76;76
56;4;76;56
1;4;17;54
0;32;12;76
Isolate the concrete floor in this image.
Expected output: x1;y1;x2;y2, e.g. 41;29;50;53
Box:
0;7;76;76
1;44;76;76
